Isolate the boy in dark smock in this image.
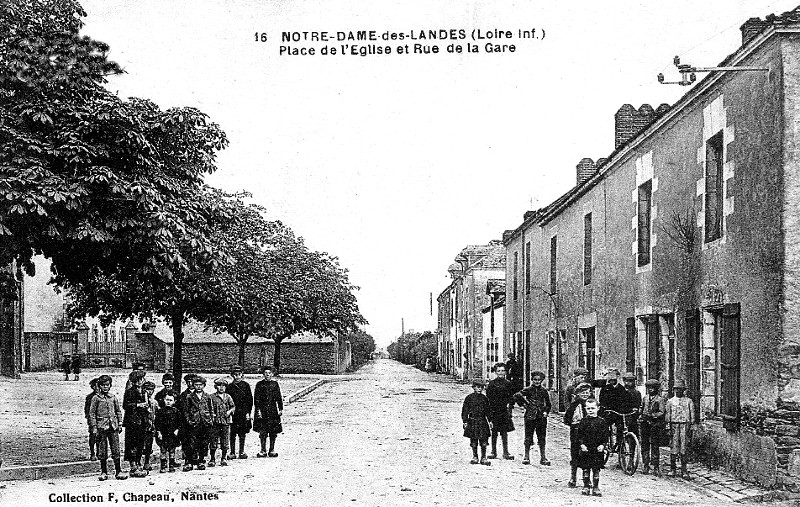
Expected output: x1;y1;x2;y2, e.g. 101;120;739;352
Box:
576;398;608;497
486;363;515;460
122;370;149;477
182;375;214;471
253;365;283;458
461;379;491;465
226;365;253;459
563;381;591;488
154;373;177;409
154;392;180;473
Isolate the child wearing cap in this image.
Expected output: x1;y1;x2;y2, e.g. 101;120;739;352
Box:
84;378;100;460
141;381;159;471
176;373;197;467
462;379;492;465
155;392;180;473
565;367;589;403
209;377;235;467
154;373;177;410
514;370;552;465
640;379;666;475
89;375;127;480
666;379;695;479
621;372;642;437
123;370;149;478
563;382;591;488
182;375;214;471
226;365;253;460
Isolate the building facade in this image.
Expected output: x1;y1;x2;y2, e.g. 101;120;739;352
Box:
436;241;505;380
503;9;800;489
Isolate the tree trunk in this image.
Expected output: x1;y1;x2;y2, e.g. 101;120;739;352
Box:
272;335;287;375
171;310;185;384
237;335;249;368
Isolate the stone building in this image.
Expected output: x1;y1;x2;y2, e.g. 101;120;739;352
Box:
481;279;506;379
503;7;800;489
436;241;505;380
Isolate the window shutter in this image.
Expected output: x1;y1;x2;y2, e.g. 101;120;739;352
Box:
647;318;661;380
720;303;741;429
626;317;636;373
685;310;701;423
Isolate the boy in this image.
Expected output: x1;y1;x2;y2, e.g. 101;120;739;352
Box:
226;365;253;460
61;354;71;381
253;366;283;458
71;354;82;381
598;369;626;450
505;353;524;410
176;373;197;466
576;398;608;497
84;378;100;460
514;370;551;465
461;379;491;465
182;375;214;471
665;378;695;479
486;363;515;459
640;379;666;476
140;381;159;471
154;392;180;473
564;367;589;403
123;370;149;478
209;377;235;467
563;382;591;488
154;373;177;409
88;375;128;480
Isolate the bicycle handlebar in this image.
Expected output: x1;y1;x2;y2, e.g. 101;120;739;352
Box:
603;409;638;417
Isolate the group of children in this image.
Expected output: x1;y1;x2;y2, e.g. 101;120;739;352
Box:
462;362;698;497
84;364;284;481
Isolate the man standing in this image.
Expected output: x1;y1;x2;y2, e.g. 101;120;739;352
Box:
226;365;253;460
505;353;524;408
486;363;515;460
598;369;627;449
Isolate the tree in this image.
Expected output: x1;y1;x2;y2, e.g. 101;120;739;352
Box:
346;329;376;369
1;0;228;295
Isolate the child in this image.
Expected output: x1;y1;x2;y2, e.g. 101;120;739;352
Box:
182;375;214;471
154;373;177;409
665;378;695;479
141;381;159;471
253;366;283;458
563;381;591;488
123;370;149;478
486;363;515;459
88;375;128;480
227;365;253;460
564;367;589;403
84;378;100;460
576;398;608;497
640;379;666;476
514;370;551;466
461;379;491;465
209;377;235;467
154;392;180;473
61;354;71;381
71;354;82;381
176;373;197;466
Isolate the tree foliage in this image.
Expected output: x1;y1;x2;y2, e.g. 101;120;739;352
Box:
345;329;376;370
388;331;437;370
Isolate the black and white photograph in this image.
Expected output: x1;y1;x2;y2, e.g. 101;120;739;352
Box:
2;0;800;505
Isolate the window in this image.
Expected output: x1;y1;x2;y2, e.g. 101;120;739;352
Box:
550;236;557;294
584;213;592;285
579;327;596;380
705;131;724;242
513;251;519;301
525;242;531;295
646;317;661;381
637;180;652;266
625;317;636;373
697;304;741;425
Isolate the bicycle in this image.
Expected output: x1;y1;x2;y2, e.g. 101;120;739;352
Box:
602;409;641;475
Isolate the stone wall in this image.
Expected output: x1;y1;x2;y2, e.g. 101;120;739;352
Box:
23;332;60;371
262;341;337;374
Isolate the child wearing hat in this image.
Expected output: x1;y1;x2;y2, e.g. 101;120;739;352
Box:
563;382;591;488
89;375;127;480
621;372;642;436
461;379;492;465
514;370;552;465
123;370;149;477
665;379;694;479
226;365;253;460
565;367;590;403
640;379;666;475
209;377;235;467
182;375;214;471
84;378;101;460
154;373;177;410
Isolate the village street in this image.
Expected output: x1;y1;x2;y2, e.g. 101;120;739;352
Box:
2;360;728;507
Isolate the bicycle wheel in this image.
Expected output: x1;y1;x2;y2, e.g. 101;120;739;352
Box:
618;433;640;475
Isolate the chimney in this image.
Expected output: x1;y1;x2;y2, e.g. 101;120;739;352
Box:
615;104;657;149
576;158;596;185
740;17;770;46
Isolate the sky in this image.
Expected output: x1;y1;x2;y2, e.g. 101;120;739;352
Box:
78;0;800;348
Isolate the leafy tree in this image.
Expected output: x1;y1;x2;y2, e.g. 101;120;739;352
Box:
388;331;436;370
346;329;376;369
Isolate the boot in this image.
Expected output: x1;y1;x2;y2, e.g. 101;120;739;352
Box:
143;455;152;471
653;464;661;477
522;445;531;465
160;458;168;473
539;445;551;466
680;455;691;480
670;455;677;478
568;465;577;488
113;459;127;480
480;445;491;465
582;470;591;495
592;476;602;497
220;449;229;466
